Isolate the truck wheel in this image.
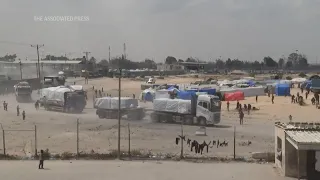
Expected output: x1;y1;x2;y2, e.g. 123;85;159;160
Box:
185;116;193;125
197;117;207;126
151;113;159;123
98;114;105;119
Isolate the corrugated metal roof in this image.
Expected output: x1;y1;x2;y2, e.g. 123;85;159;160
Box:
286;131;320;144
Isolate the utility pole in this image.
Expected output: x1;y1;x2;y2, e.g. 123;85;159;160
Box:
19;59;22;80
108;46;111;64
31;44;44;85
124;43;126;59
83;51;91;84
117;56;122;159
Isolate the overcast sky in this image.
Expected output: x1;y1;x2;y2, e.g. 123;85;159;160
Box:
0;0;319;63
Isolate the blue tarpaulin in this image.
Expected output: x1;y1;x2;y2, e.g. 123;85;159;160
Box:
275;84;290;96
177;91;195;100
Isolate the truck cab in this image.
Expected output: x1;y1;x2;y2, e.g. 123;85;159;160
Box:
195;94;221;125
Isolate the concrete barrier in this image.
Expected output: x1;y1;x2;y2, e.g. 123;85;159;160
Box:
251;152;275;162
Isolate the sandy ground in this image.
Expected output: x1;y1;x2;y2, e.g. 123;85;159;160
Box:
0;76;316;158
0;160;294;180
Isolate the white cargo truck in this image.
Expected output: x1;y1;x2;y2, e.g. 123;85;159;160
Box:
94;97;145;120
150;94;221;126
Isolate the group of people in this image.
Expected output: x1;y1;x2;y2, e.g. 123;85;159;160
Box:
2;101;26;120
16;105;26;120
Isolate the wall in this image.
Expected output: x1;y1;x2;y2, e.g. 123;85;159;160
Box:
275;126;286;174
157;64;184;71
285;138;307;178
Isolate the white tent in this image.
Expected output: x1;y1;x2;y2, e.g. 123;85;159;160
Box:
291;78;307;83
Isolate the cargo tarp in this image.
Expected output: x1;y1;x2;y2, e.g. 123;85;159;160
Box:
94;97;138;109
224;91;245;101
40;86;72;103
153;98;191;114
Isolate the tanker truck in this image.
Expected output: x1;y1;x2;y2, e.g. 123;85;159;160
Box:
14;81;32;102
150;94;221;126
39;86;86;113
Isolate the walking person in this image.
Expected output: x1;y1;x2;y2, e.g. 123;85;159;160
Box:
3;101;6;111
22;110;26;120
38;149;44;169
239;110;244;125
271;94;275;104
247;104;251;115
305;91;308;100
291;95;295;103
227;101;230;111
16;105;20;116
256;95;258;103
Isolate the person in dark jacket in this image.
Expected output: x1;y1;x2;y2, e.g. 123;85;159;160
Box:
22;110;26;120
39;149;44;169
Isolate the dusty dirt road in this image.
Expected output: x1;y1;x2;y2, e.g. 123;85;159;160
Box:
0;76;317;158
0;160;294;180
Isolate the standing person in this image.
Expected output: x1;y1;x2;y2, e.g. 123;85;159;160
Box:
236;101;240;109
35;101;39;110
133;94;135;99
3;101;6;110
301;87;303;93
22;110;25;120
271;94;275;104
268;90;270;97
248;104;251;115
38;149;44;169
305;92;308;100
291;95;295;103
4;102;8;111
227;101;230;111
256;95;258;103
98;90;102;97
243;104;247;111
239;110;244;125
16;105;20;116
101;87;104;92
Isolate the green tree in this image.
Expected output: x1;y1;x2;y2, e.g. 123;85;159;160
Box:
278;58;285;68
165;56;177;64
263;56;277;67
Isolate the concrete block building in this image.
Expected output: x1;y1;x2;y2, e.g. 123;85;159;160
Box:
275;122;320;179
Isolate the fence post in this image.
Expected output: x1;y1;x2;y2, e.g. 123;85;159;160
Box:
77;119;79;158
128;122;131;157
34;125;37;157
233;126;236;160
180;119;184;159
2;130;5;156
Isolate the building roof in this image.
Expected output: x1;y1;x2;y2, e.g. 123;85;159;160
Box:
0;60;82;64
178;62;208;65
275;122;320;130
286;131;320;144
276;122;320;150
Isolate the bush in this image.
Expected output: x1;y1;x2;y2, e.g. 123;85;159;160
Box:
286;76;292;80
298;72;307;77
61;152;73;160
249;73;255;77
